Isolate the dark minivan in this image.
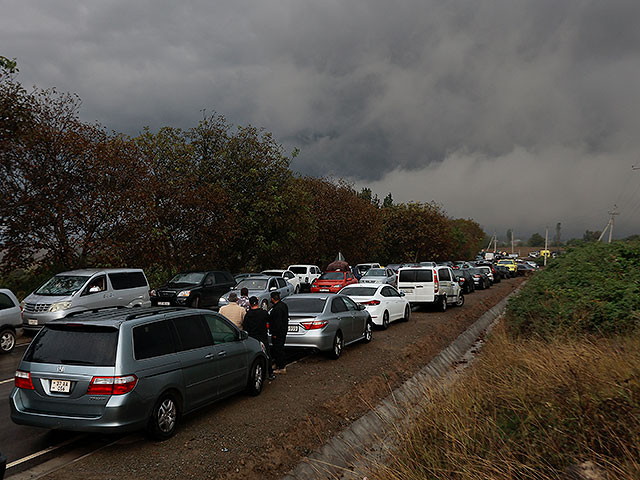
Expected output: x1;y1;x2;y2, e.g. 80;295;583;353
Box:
150;271;235;309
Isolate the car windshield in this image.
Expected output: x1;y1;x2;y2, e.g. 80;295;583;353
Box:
319;272;345;280
288;267;307;274
35;275;90;296
236;279;268;290
283;297;327;313
363;269;385;277
169;272;205;284
341;287;378;296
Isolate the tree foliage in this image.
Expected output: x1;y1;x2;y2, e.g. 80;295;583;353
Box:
1;62;487;288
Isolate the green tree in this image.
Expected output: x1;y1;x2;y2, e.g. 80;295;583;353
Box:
527;233;545;247
383;193;393;208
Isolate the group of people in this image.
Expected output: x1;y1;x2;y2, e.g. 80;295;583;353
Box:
219;288;289;380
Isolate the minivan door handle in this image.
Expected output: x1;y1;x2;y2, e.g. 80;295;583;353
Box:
205;353;215;359
217;351;226;357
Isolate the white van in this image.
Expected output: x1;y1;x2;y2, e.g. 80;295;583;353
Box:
287;265;322;292
22;268;151;332
397;266;463;311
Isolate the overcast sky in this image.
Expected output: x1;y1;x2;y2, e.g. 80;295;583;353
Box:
3;0;640;240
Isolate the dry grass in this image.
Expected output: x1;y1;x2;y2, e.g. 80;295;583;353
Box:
376;325;640;479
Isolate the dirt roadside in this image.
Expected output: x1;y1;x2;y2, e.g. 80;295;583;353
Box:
41;278;524;480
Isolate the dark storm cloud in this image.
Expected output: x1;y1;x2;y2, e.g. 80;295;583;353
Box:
2;0;640;237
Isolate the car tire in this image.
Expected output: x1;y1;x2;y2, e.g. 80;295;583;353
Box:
381;311;390;330
401;305;411;322
456;293;465;307
147;392;180;441
439;296;447;312
0;328;16;354
327;331;343;359
294;285;299;294
261;300;269;311
363;320;373;343
245;358;265;396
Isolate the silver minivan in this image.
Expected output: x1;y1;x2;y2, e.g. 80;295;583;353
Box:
11;307;267;439
22;269;151;332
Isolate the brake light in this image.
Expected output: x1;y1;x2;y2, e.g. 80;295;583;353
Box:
433;269;439;293
300;320;329;330
87;375;138;395
360;300;381;305
15;370;34;390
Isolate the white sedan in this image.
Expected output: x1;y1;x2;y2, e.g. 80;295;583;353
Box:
339;284;410;329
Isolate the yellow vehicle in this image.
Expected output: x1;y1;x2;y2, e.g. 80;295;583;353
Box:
496;259;517;272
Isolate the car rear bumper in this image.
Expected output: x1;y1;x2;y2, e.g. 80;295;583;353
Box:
10;388;150;434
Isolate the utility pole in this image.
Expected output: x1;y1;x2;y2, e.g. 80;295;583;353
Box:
544;227;548;267
598;205;619;243
511;230;514;255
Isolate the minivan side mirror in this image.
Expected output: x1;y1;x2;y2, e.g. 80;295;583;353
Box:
399;291;405;297
239;330;249;341
269;286;277;291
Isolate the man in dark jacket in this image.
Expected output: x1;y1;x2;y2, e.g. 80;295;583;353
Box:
242;296;274;380
269;291;289;374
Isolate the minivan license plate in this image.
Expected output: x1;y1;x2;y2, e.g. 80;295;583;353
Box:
50;379;71;393
28;319;38;325
158;302;170;306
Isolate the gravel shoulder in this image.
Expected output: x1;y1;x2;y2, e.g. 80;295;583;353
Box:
41;278;524;480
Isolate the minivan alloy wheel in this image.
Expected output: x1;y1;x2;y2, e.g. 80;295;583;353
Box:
157;398;177;434
246;359;264;396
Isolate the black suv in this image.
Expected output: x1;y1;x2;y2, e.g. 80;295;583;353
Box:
150;271;235;308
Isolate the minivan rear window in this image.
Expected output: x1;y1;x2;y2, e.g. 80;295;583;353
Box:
399;270;433;282
24;324;118;366
109;272;148;290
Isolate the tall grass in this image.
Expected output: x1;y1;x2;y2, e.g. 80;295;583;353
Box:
377;326;640;479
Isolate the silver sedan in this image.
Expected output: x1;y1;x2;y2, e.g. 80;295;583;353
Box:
282;294;372;359
358;267;397;286
219;275;294;310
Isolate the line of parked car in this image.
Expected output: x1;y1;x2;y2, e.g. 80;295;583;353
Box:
3;256;532;441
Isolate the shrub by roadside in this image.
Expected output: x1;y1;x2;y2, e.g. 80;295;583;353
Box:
376;326;640;479
506;240;640;339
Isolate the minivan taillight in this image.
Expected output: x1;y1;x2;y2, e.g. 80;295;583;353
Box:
87;375;138;395
433;269;439;293
15;370;34;390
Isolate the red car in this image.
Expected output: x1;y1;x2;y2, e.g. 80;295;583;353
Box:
310;270;358;293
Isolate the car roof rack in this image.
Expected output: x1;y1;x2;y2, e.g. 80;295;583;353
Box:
65;306;126;318
125;307;184;321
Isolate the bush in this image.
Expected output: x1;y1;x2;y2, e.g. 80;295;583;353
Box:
377;327;640;479
506;240;640;338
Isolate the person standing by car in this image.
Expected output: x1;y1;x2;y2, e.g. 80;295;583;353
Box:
243;296;275;380
237;287;250;311
269;291;289;374
219;292;246;328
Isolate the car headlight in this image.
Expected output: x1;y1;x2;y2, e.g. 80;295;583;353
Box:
49;301;71;312
150;289;156;297
177;290;191;297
